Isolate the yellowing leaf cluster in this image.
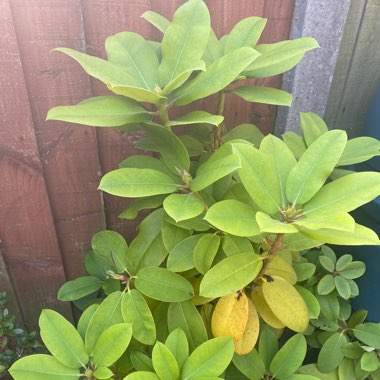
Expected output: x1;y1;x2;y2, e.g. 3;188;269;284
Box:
211;292;260;355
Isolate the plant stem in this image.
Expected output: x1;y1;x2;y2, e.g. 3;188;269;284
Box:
157;103;170;128
255;233;285;281
212;90;226;150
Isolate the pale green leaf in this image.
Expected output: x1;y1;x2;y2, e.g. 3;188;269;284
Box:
298;364;338;379
107;84;165;104
203;29;223;65
122;290;156;345
317;293;340;321
303;172;380;216
141;11;170;33
361;351;379;372
270;334;307;378
58;276;102;302
335;254;352;272
286;130;347;205
143;123;190;174
152;342;179;380
105;32;158;89
339;262;366;279
161;221;192;252
334;276;351;300
317;332;347;372
256;211;298;233
124;372;160;380
182;337;234;380
204;200;260;237
295;285;320;319
168;111;223;127
232;143;282;214
165;328;189;369
224;16;267;53
353;323;380;348
234;86;292;106
293;262;316;282
317;274;335;295
193;234;221;274
47;96;151;127
300;223;380;246
39;310;88;368
300;112;328;147
282;131;307;159
135;267;194;302
9;354;80;380
85;291;124;354
223;124;264;146
167;301;208;352
244;37;319;78
77;304;99;340
93;323;132;367
93;366;114;379
338;136;380;166
294;212;355;232
174;47;260;105
99;168;179;198
200;252;262;298
119;155;173;176
222;235;253;257
158;0;210;86
283;233;321;251
163;193;205;222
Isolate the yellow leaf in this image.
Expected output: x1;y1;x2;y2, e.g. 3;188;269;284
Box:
211;292;249;341
251;286;285;329
234;298;260;355
262;276;308;332
266;255;297;284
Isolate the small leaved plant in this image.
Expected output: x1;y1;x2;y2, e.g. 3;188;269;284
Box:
9;0;380;379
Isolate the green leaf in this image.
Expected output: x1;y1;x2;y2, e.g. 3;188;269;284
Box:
224;16;267;53
119;195;166;220
47;96;151;127
283;233;321;251
200;252;262;298
286;130;347;205
143;123;190;174
124;372;160;380
182;337;234;380
105;32;159;90
300;223;380;246
99;168;179;198
179;135;206;156
119;155;174;177
353;323;380;348
338;136;380;166
270;334;307;378
163;193;205;222
298;364;338;379
9;354;80;380
165;328;189;369
93;323;132;367
141;11;170;33
152;342;180;380
39;310;88;369
232;349;266;380
341;342;364;359
339;261;366;279
77;304;99;340
85;291;124;355
320;255;335;272
300;112;328;147
317;332;347;372
167;301;208;352
93;366;114;379
337;358;356;380
294;212;355;232
203;29;223;65
295;285;320;319
107;84;166;104
243;37;319;78
336;254;353;272
259;134;297;208
190;154;241;192
232;143;282;214
158;0;210;86
204;200;260;237
167;234;204;272
168;111;223;127
193;234;221;274
282;131;307;160
317;293;340;321
361;351;379;372
127;209;166;274
303;172;380;216
293;263;316;282
256;212;298;234
317;274;335;295
334;276;351;300
92;230;128;273
122;290;156;345
130;351;154;372
234;86;292;106
153;302;170;342
348;310;368;329
58;276;102;302
173;47;260;105
223;124;264;146
135;267;194;302
161;221;192;252
259;326;279;369
85;251;111;280
222;235;253;257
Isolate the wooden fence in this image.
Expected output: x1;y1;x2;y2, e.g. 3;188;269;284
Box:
0;0;295;328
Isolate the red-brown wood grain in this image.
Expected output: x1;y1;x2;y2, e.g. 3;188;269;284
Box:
10;0;106;281
0;0;72;328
